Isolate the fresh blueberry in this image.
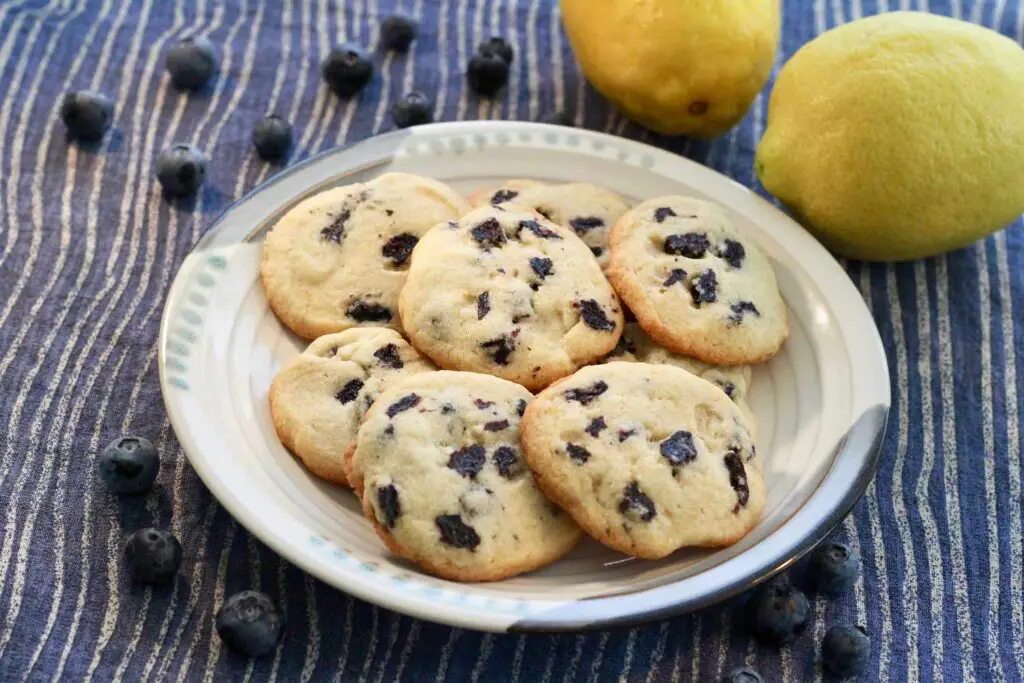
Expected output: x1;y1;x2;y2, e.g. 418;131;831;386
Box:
721;666;764;683
543;111;573;126
60;91;114;142
478;36;513;64
392;91;433;128
745;577;810;643
156;143;207;197
216;590;284;657
98;436;159;494
125;528;182;583
165;36;217;90
322;44;374;97
380;13;418;52
467;52;509;97
822;625;871;678
251;114;292;161
808;540;859;596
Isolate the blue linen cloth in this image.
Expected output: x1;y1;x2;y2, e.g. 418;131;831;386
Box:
0;0;1021;680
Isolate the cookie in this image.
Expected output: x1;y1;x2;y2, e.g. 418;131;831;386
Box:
521;362;764;559
467;179;545;208
260;172;470;340
606;196;788;365
483;182;630;267
607;322;757;432
346;371;583;581
398;204;624;391
269;328;436;486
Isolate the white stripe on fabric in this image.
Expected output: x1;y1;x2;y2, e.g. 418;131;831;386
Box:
936;254;977;683
584;631;610;683
329;593;356;683
298;574;322;683
914;259;946;683
642;622;670;683
434;628;462;682
371;613;404;683
355;606;382;683
469;633;495;683
391;619;422;682
453;0;469;121
200;522;241;683
509;635;528;683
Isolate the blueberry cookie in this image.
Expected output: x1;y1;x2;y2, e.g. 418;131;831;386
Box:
467;179;545;208
521;362;764;559
399;205;624;391
608;323;756;432
269;328;436;487
346;371;583;581
261;172;470;340
607;196;788;365
481;182;630;267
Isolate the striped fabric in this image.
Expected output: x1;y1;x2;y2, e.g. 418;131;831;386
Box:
0;0;1020;680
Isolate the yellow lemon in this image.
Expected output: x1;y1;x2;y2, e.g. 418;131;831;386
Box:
756;12;1024;261
561;0;779;138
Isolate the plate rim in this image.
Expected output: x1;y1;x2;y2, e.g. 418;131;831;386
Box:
159;121;891;632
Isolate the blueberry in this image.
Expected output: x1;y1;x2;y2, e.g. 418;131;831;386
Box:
721;666;764;683
392;91;433;128
98;436;159;494
808;541;859;596
478;37;514;64
745;578;809;643
124;528;182;583
322;44;374;97
155;143;207;197
335;378;364;404
435;514;480;549
564;380;608;406
386;393;421;417
467;52;509;97
380;13;418;52
216;590;284;657
251;114;292;161
165;36;217;90
60;91;113;142
821;625;871;678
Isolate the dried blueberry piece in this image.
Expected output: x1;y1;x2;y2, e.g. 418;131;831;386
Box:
320;208;350;244
441;403;456;415
576;299;616;332
717;380;737;399
484;419;509;432
516;399;528;416
619;481;656;522
664;232;710;258
474;399;495;409
519;219;561;240
480;334;515;365
436;514;480;549
723;451;750;512
728;301;760;324
717;239;746;269
689;270;718;306
383;424;395;438
448;445;486;478
565;443;590;464
335;379;364;404
617;428;637;442
569;216;603;234
386;393;420;417
347;299;392;322
660;430;698;466
373;343;403;369
584;417;607;437
376;484;401;527
474;291;491;320
609;333;636;357
382;233;418;266
491;189;517;205
590;246;603;258
564;380;608;405
470;218;507;248
529;257;554;279
654;207;676;223
492;446;524;479
663;269;687;287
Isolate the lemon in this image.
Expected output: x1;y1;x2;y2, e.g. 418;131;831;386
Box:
756;12;1024;261
561;0;779;138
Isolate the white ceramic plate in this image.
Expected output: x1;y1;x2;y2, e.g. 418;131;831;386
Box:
159;122;890;632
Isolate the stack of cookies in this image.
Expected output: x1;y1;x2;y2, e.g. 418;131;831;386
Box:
261;172;788;582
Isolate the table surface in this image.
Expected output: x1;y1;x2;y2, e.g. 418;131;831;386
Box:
0;0;1021;680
